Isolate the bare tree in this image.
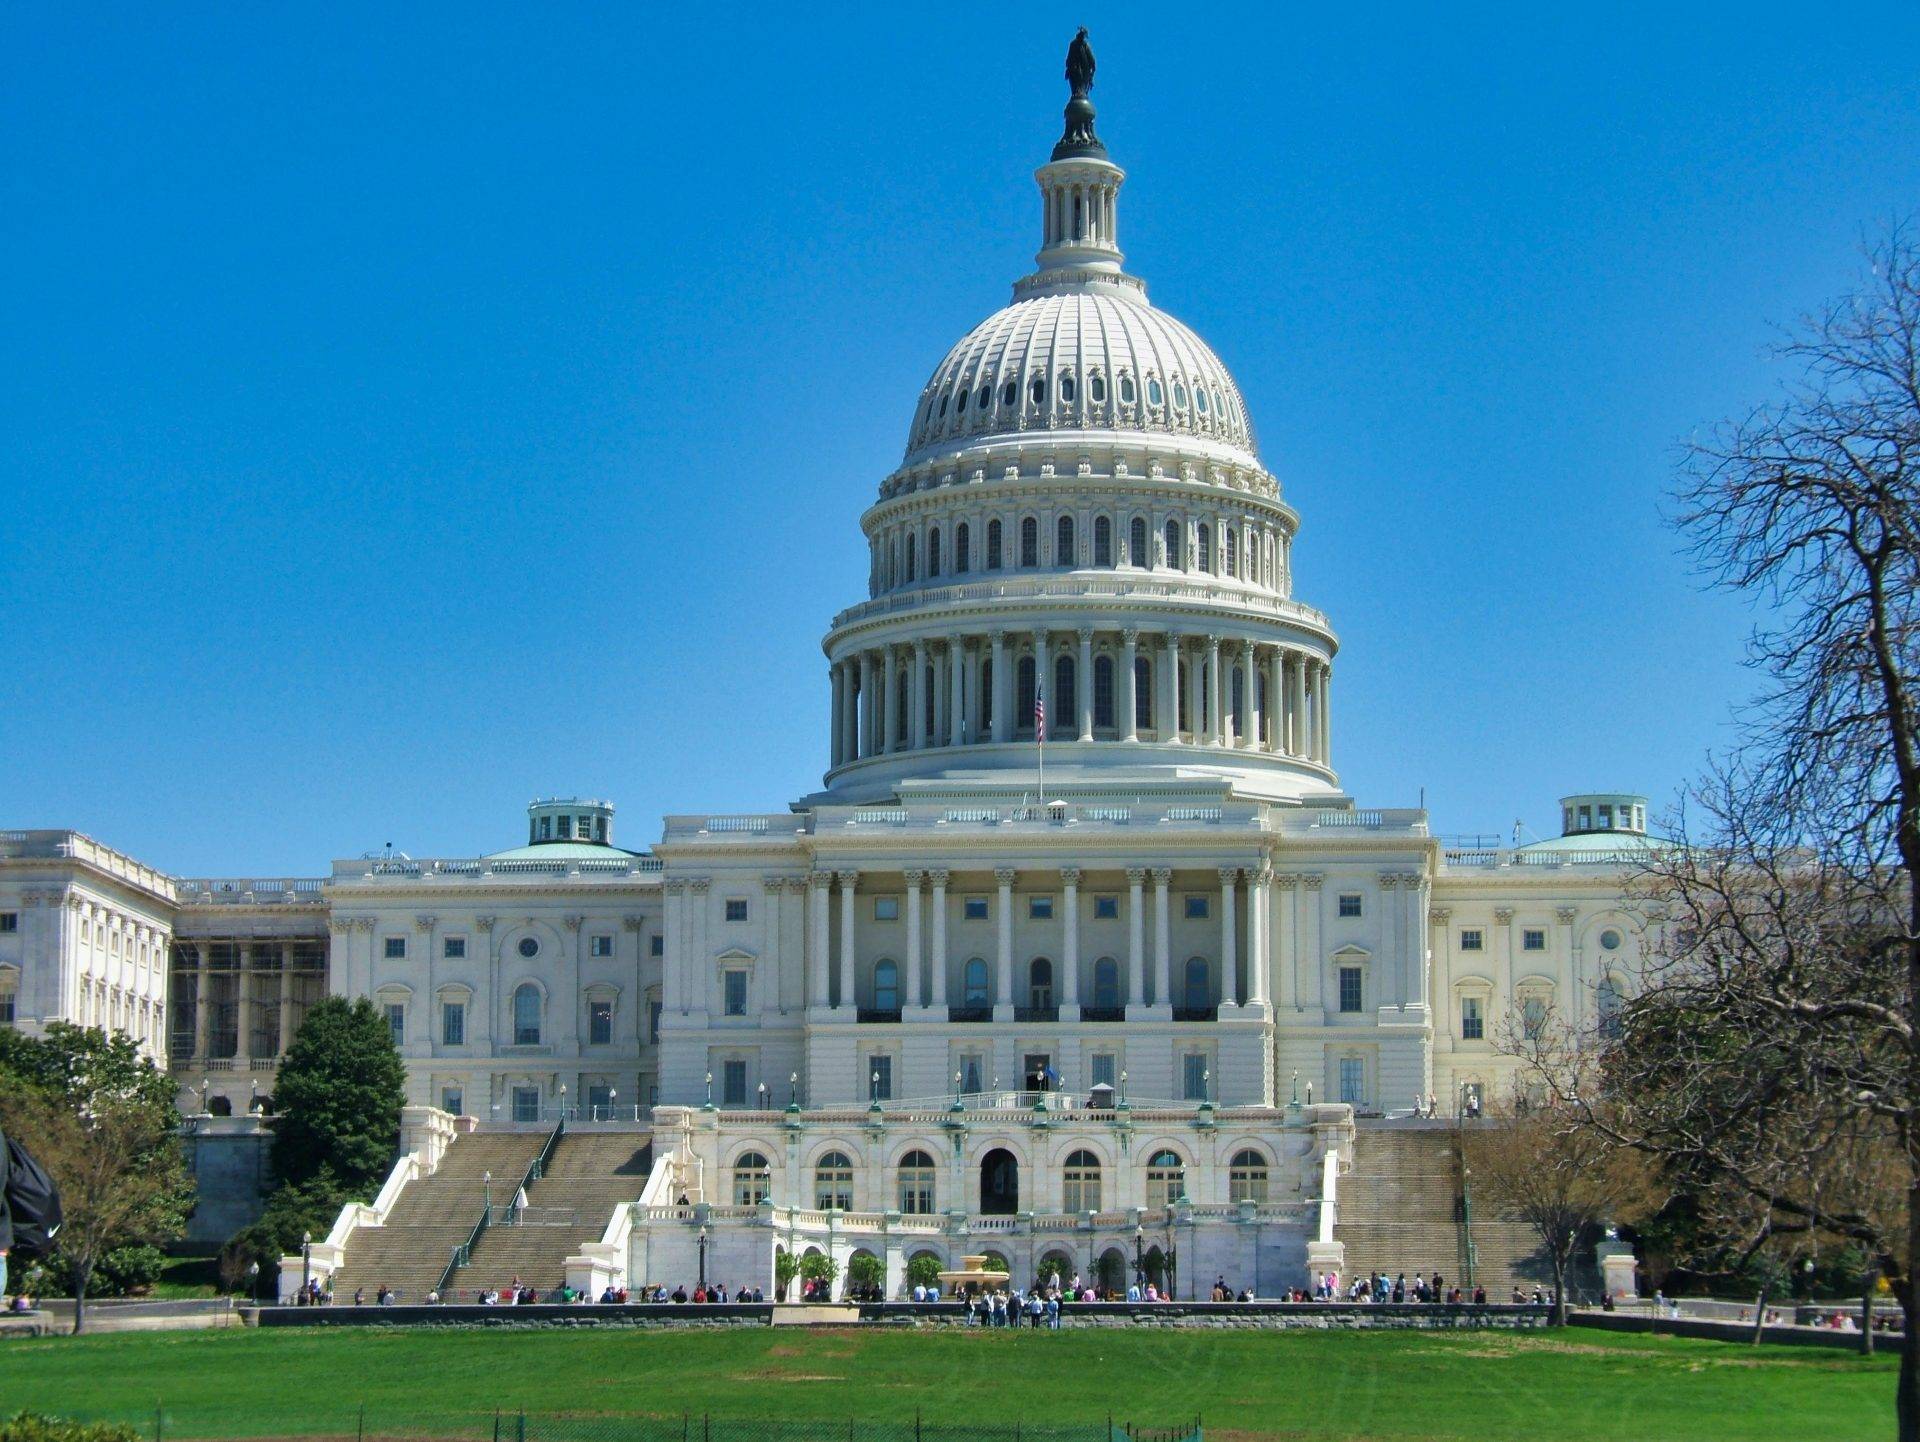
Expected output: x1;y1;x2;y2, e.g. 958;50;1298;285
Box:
1544;227;1919;1436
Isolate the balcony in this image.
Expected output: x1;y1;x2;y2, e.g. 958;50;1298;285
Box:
856;1008;902;1025
947;1005;992;1024
1079;1006;1126;1023
1014;1005;1058;1024
1172;1005;1218;1023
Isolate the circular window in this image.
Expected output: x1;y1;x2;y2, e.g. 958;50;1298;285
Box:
1119;374;1136;404
518;937;540;959
1090;374;1107;403
1172;381;1188;408
1599;929;1622;952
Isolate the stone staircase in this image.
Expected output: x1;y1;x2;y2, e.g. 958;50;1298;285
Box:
330;1130;547;1304
456;1131;652;1297
1334;1126;1555;1294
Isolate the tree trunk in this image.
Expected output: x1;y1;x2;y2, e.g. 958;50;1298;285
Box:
1551;1250;1568;1327
1898;1270;1918;1442
1861;1288;1874;1358
72;1257;90;1336
1751;1282;1769;1347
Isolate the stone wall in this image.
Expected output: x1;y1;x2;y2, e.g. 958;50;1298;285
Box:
180;1117;273;1243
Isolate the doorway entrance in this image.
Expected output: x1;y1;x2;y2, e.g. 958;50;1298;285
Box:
979;1148;1019;1214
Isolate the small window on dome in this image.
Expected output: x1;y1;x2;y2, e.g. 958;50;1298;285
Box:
1029;376;1046;406
1147;378;1164;407
1119;374;1136;405
938;393;949;417
956;387;968;413
1003;380;1017;406
1060;373;1076;403
1090;374;1107;403
978;383;992;411
1172;381;1188;409
1195;386;1209;414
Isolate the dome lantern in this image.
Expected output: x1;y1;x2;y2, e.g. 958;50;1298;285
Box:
1029;29;1128;292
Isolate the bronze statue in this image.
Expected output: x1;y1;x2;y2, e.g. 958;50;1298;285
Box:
1066;27;1095;98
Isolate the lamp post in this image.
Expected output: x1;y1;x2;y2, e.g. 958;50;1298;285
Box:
1289;1069;1300;1110
1118;1069;1129;1111
870;1068;882;1109
952;1069;964;1111
248;1261;260;1306
559;1082;568;1121
301;1230;312;1301
608;1088;618;1124
1133;1224;1145;1294
698;1224;710;1290
704;1071;714;1109
788;1071;801;1113
758;1082;769;1111
483;1170;493;1217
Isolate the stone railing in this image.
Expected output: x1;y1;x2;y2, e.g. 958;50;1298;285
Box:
177;877;326;905
0;830;178;901
1442;847;1654;871
826;574;1333;635
331;855;662;882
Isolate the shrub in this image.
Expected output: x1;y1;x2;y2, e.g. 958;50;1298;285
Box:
0;1414;140;1442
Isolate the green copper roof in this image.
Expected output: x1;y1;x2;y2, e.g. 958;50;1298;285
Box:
1517;830;1666;856
483;842;641;861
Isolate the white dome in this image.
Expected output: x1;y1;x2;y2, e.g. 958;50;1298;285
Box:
903;287;1259;468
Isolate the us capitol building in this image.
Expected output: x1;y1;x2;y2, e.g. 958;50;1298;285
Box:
0;42;1661;1297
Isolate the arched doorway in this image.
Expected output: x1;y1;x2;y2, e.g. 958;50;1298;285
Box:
1143;1244;1168;1292
1036;1248;1075;1290
979;1147;1019;1214
1097;1247;1127;1297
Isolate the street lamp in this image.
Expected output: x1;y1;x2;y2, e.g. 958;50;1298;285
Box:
1119;1069;1130;1111
1289;1069;1300;1109
788;1071;800;1113
704;1071;715;1109
609;1088;618;1123
483;1170;493;1216
698;1224;710;1290
559;1082;568;1121
758;1082;769;1110
870;1069;882;1109
301;1230;312;1302
248;1261;260;1306
952;1069;964;1111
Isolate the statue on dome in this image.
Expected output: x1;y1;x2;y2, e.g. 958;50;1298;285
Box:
1066;27;1096;98
1055;28;1104;158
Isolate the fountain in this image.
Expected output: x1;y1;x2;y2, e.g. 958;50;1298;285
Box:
935;1254;1011;1297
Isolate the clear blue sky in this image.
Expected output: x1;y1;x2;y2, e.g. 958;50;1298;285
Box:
3;3;1916;877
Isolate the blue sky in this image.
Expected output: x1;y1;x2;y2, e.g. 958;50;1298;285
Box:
3;3;1916;877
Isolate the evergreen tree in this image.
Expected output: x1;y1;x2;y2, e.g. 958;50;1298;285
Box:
270;996;406;1195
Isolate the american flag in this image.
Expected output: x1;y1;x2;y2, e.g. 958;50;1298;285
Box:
1033;681;1047;742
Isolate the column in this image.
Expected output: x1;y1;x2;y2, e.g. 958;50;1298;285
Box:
1125;868;1146;1010
1152;868;1173;1013
235;943;254;1061
1183;638;1203;744
193;943;210;1060
1494;907;1516;1023
1240;639;1257;749
277;962;295;1059
1379;873;1402;1012
830;662;847;768
911;641;928;750
1265;647;1284;752
1248;867;1272;1009
1076;628;1094;741
1288;654;1307;757
1060;866;1080;1016
882;647;899;753
903;870;924;1010
1121;628;1139;742
948;640;966;747
688;880;710;1016
929;869;950;1009
1218;869;1239;1007
1206;636;1224;746
1318;664;1332;765
1031;627;1049;729
1558;905;1579;1030
1275;875;1297;1010
838;872;859;1010
808;873;831;1009
847;660;863;763
994;868;1015;1019
858;652;876;757
990;630;1010;743
1302;876;1325;1011
932;645;949;747
1161;636;1181;744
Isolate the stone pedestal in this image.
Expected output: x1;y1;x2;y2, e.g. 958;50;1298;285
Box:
1598;1238;1638;1300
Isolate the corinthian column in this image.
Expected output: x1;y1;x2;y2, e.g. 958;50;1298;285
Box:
929;869;950;1009
1076;628;1094;741
1152;868;1173;1016
1121;628;1139;742
1206;635;1224;746
948;639;966;747
1060;866;1081;1017
903;869;924;1010
1219;867;1240;1008
1125;868;1146;1011
1239;639;1257;749
990;630;1009;743
994;868;1016;1021
837;871;858;1010
830;662;846;768
910;641;928;750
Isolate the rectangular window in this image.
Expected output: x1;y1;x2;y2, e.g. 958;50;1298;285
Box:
589;999;614;1044
868;1055;893;1101
1522;928;1547;951
443;936;466;959
725;899;749;922
0;913;17;933
587;1084;613;1118
512;1086;541;1123
1461;997;1483;1041
1028;896;1054;920
963;897;989;921
873;897;900;921
383;936;407;960
647;999;662;1044
723;970;748;1016
1459;928;1484;952
0;992;15;1024
1184;895;1209;920
440;1086;463;1117
1181;1053;1208;1101
722;1059;748;1107
441;1001;465;1046
1338;1057;1366;1106
650;935;664;957
1093;895;1118;920
590;934;613;957
1338;893;1362;918
1338;966;1363;1013
1089;1052;1116;1089
384;1002;405;1046
960;1053;985;1093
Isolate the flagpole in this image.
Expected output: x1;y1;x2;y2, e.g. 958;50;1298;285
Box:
1036;683;1045;804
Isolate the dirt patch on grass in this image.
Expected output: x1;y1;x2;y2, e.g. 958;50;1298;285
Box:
730;1371;846;1383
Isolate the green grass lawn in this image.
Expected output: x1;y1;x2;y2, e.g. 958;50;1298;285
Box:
0;1325;1894;1442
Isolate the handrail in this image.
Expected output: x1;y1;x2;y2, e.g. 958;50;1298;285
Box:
505;1116;567;1225
440;1201;489;1296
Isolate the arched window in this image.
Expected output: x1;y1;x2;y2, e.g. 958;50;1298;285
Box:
1165;520;1183;569
1017;655;1037;733
1147;377;1164;407
1129;516;1147;567
815;1151;854;1211
1225;528;1237;576
978;383;992;412
1146;1149;1186;1209
1002;380;1017;406
1028;957;1053;1010
512;983;541;1046
1056;515;1075;566
1054;653;1076;728
1231;667;1245;740
963;958;990;1006
955;385;968;414
905;534;916;582
1089;373;1106;403
1093;654;1115;728
1134;656;1153;730
1119;373;1136;405
1196;523;1213;573
928;526;941;577
1184;957;1209;1010
898;1150;937;1214
732;1151;771;1206
873;959;899;1011
955;522;971;573
1522;995;1549;1039
1063;1149;1102;1212
1093;957;1120;1009
1195;385;1209;414
1020;517;1039;568
1172;380;1188;409
1060;373;1076;403
1228;1149;1269;1203
1029;375;1046;406
1093;516;1112;566
1597;977;1625;1039
987;518;1003;570
896;669;910;746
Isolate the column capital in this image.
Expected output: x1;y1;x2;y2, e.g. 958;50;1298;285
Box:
785;876;811;894
903;868;927;886
688;878;711;895
413;915;437;931
1429;907;1452;924
1377;873;1401;890
989;628;1007;644
475;915;497;932
353;917;375;932
1248;865;1273;887
836;870;861;890
1218;866;1241;886
928;868;951;888
1150;868;1174;886
1077;625;1095;645
563;914;584;932
1272;872;1299;891
1122;626;1139;646
623;914;647;931
1060;865;1082;886
1302;874;1325;892
1556;906;1579;925
993;867;1017;887
1125;867;1147;885
809;870;833;891
1493;907;1515;924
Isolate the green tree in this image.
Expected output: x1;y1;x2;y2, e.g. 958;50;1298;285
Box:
845;1252;885;1298
270;997;406;1195
798;1250;837;1298
774;1249;800;1302
905;1252;942;1294
0;1024;193;1332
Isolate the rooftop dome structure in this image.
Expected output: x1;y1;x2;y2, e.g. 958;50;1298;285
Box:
810;35;1340;807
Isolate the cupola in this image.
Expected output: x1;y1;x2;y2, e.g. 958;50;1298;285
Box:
526;797;615;847
1558;793;1648;837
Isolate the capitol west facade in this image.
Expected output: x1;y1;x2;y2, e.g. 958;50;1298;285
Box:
0;55;1660;1297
